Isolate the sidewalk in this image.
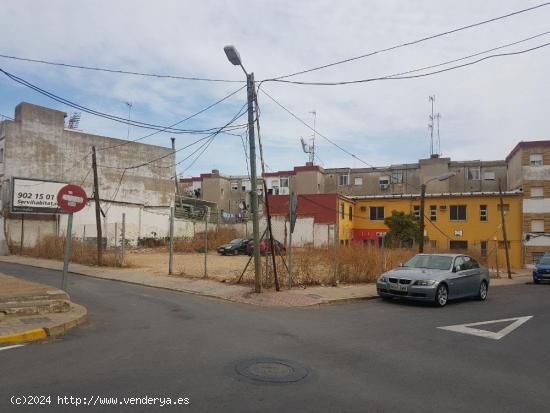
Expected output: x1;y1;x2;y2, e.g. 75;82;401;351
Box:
0;273;87;345
0;255;532;309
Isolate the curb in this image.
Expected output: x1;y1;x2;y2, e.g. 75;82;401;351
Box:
0;304;87;345
0;328;47;344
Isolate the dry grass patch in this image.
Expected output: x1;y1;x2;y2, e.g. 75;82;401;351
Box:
18;235;133;268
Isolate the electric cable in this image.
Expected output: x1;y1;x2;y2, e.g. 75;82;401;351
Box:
267;1;550;81
269;41;550;85
0;53;244;83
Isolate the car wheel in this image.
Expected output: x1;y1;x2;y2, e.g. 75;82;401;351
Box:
477;281;488;301
435;283;448;307
534;279;540;284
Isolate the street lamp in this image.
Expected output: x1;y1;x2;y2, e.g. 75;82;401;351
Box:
224;45;262;293
419;171;457;253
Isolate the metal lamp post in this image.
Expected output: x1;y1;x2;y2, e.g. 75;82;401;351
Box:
419;172;456;253
224;45;262;293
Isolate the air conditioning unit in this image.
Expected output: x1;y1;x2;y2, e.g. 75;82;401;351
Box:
439;205;447;211
380;183;389;190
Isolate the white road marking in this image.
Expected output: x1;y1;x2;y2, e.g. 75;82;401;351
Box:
0;344;26;351
437;316;533;340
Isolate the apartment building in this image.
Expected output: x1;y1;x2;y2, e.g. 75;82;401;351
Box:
507;140;550;264
179;170;264;216
340;192;523;268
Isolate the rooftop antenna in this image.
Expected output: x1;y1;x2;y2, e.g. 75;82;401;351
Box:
435;112;442;155
300;137;314;163
125;102;133;140
67;112;81;129
428;95;437;158
309;110;317;164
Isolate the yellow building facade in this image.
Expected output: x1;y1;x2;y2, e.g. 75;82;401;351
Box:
338;192;523;268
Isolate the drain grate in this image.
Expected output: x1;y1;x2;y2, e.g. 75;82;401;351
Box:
235;358;308;384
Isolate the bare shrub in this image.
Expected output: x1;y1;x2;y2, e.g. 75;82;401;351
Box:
21;235;132;268
238;244;415;286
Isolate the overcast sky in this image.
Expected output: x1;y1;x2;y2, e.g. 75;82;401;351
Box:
1;0;549;178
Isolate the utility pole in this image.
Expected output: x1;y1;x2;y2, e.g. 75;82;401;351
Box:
498;179;512;279
171;137;179;206
224;45;261;293
419;183;426;253
246;72;262;293
169;204;174;275
121;213;126;266
204;207;208;278
91;146;102;266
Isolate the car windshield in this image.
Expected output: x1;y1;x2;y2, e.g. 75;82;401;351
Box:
538;256;550;265
403;255;453;270
230;239;241;244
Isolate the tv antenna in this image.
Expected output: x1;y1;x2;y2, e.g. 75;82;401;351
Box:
67;112;81;129
125;102;133;140
427;96;441;157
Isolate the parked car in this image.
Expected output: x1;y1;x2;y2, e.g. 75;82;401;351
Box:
217;238;251;256
377;253;490;307
533;253;550;284
246;239;286;256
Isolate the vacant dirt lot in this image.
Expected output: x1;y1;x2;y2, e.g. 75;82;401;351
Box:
128;250;250;280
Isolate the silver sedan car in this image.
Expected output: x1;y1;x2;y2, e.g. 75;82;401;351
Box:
377;253;490;307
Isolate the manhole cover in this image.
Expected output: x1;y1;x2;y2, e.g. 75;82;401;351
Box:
235;358;308;383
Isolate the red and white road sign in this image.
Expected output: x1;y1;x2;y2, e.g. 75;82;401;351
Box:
57;184;88;213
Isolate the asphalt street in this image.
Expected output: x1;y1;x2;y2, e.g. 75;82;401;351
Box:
1;262;549;413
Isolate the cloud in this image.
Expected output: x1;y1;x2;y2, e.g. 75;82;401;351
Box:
1;0;549;177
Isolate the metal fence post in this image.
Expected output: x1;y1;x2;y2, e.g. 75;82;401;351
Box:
121;213;126;266
169;206;174;275
204;207;208;278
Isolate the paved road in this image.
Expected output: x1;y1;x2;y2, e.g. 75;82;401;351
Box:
1;262;549;413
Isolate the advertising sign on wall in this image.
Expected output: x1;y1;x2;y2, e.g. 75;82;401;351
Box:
11;178;69;214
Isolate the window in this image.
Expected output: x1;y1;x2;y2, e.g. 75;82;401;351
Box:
531;187;543;198
430;205;437;221
391;170;404;184
231;181;239;191
450;241;468;250
450;205;467;221
467;167;481;180
379;176;390;190
483;171;495;180
531;220;544;233
480;241;487;257
480;205;487;222
280;177;289;188
340;203;345;219
413;205;420;219
530;153;543;167
338;174;349;186
353;177;363;186
348;206;353;221
497;204;509;212
370;206;384;220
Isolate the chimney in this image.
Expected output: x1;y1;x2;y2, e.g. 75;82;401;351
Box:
211;169;220;175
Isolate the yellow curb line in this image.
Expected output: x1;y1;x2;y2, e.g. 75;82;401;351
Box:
0;328;47;344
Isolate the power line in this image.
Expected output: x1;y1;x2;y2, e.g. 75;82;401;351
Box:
268;41;550;85
95;85;247;152
0;53;244;83
259;86;379;169
0;112;13;120
267;1;550;81
0;67;246;134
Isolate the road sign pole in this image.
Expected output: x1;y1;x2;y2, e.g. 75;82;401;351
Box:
61;213;74;291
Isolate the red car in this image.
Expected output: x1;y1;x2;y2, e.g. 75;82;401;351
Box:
246;239;286;256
